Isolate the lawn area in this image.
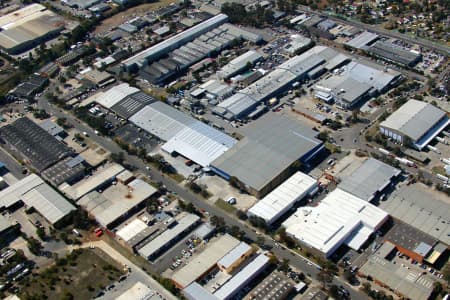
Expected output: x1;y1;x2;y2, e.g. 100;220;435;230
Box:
18;249;125;300
215;198;237;214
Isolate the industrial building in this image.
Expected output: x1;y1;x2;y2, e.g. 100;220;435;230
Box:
0;174;75;225
368;41;422;67
378;184;450;245
314;60;402;109
171;234;240;288
130;101;237;167
345;31;379;49
79;68;115;88
138;213;200;260
9;73;48;100
0;4;66;54
213;254;270;300
360;248;435;300
116;219;159;250
337;158;401;202
183;282;219;300
248;271;295;300
282;35;313;56
138;22;263;84
191;80;234;101
214;46;349;120
211;115;324;198
95;83;140;109
217;242;254;273
110;91;155;119
283;188;389;257
41;155;86;187
384;222;437;263
0;117;73;172
247;171;318;225
78;178;157;228
217;50;263;79
59;163;125;200
379;100;450;150
116;282;158;300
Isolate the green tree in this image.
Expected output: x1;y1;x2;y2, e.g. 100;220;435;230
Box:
317;269;333;289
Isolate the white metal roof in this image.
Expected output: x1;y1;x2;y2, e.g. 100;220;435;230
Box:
380;100;448;141
138;213;200;259
217;242;251;269
22;183;76;224
162;122;237;167
247;172;317;224
0;174;43;208
116;219;148;242
96;83;139;108
183;282;219;300
116;282;154;300
214;254;270;300
283;188;388;257
345;31;379;49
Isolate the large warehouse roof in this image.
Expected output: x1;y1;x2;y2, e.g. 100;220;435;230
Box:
380;100;449;142
0;174;75;224
162;122;237;167
338;158;400;202
212;115;323;194
214;254;269;300
131;102;236;166
116;219;149;242
110;91;155;119
21;183;76;224
138;213;200;260
283;188;388;257
217;242;252;270
122;14;228;69
95;83;140;109
343;61;401;92
217;50;263;79
171;234;240;288
247;172;317;225
345;31;379;49
183;282;219;300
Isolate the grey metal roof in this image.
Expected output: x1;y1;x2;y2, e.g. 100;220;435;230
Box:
380;100;447;141
183;282;219;300
368;41;421;66
217;242;251;269
338;158;400;202
345;31;379;49
212;115;322;192
110;91;155;119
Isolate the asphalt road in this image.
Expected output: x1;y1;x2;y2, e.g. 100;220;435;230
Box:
37;98;370;299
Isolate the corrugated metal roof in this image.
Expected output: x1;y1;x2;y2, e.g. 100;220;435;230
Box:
248;172;317;224
345;31;379;49
116;219;148;242
217;242;251;269
183;282;219;300
96;83;139;109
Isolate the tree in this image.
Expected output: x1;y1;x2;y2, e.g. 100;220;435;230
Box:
236;210;248;220
210;215;226;232
442;262;450;284
329;285;342;299
256;236;265;247
317;269;333;289
27;236;43;255
343;269;355;284
278;258;290;272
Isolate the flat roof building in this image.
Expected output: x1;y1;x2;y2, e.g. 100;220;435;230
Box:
380;100;450;150
110;91;155;119
138;213;200;260
183;282;219;300
345;31;379;49
171;234;240;288
368;41;422;67
248;271;295;300
0;4;66;54
213;254;270;300
338;158;401;202
217;50;263;79
217;242;253;273
283;188;389;257
247;172;317;225
115;282;157;300
95;83;140;109
78;178;157;228
0;174;75;225
211;115;323;198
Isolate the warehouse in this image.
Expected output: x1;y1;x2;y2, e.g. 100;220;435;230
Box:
283;188;389;257
138;213;200;260
171;234;240;288
249;272;295;300
338;158;401;202
211;115;324;198
122;14;229;71
116;219;157;249
360;252;434;300
314;60;401;109
378;184;450;245
379;100;450;150
247;172;317;225
0;4;66;54
95;83;140;109
183;282;219;300
345;31;379;49
368;41;422;67
0;117;73;172
79;68;115;88
213;254;270;300
78;178;156;228
59;163;125;200
41;155;86;186
0;174;75;225
138;23;263;84
217;50;263;79
217;242;253;273
130;102;237;167
282;35;313;56
384;222;437;263
215;46;349;120
110;91;155;119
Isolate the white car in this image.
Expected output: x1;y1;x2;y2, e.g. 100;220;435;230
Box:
227;197;236;205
